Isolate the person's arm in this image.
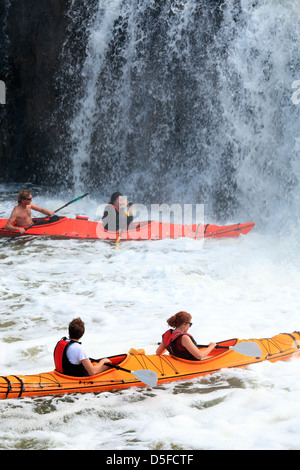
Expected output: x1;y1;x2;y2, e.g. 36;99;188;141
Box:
156;342;167;355
5;208;25;233
81;357;111;376
31;203;54;217
181;336;216;360
126;214;134;227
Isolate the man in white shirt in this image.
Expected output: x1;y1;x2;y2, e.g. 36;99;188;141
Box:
54;318;111;377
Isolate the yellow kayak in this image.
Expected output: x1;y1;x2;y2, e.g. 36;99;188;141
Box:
0;331;299;399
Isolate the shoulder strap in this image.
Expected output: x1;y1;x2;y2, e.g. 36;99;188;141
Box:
163;330;184;348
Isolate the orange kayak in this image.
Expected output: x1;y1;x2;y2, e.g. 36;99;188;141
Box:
0;216;255;241
0;332;299;399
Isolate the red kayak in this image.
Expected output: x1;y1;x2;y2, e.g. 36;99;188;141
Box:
0;216;255;241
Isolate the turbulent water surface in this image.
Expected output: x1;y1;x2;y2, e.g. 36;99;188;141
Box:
0;185;300;450
1;0;300;452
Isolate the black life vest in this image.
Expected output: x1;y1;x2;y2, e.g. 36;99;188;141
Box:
53;337;87;377
162;329;199;361
102;203;133;231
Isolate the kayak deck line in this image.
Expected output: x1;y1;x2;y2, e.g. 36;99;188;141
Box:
0;375;24;398
0;217;255;241
203;222;254;238
255;332;300;359
0;332;299;399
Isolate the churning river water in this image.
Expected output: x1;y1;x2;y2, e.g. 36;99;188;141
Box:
2;0;300;451
0;184;300;450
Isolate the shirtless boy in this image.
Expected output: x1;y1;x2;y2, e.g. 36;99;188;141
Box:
5;189;54;234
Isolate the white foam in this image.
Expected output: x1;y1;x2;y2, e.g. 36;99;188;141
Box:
0;188;299;450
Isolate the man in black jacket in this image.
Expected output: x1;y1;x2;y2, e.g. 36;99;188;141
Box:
102;192;134;231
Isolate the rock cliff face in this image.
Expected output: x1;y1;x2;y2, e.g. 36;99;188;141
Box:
0;0;97;186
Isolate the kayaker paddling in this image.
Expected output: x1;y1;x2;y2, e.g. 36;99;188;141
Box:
54;317;111;377
5;189;55;234
156;311;216;361
102;192;134;232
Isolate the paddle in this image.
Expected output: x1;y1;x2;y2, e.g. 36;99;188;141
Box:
115;231;123;249
158;341;263;358
45;192;89;215
103;363;157;386
3;193;89;243
197;342;263;358
90;357;158;386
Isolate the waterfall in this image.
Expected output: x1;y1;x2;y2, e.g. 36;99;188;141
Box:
215;0;300;229
64;0;300;227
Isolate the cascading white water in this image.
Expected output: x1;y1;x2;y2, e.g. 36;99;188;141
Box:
66;0;300;229
213;0;300;230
